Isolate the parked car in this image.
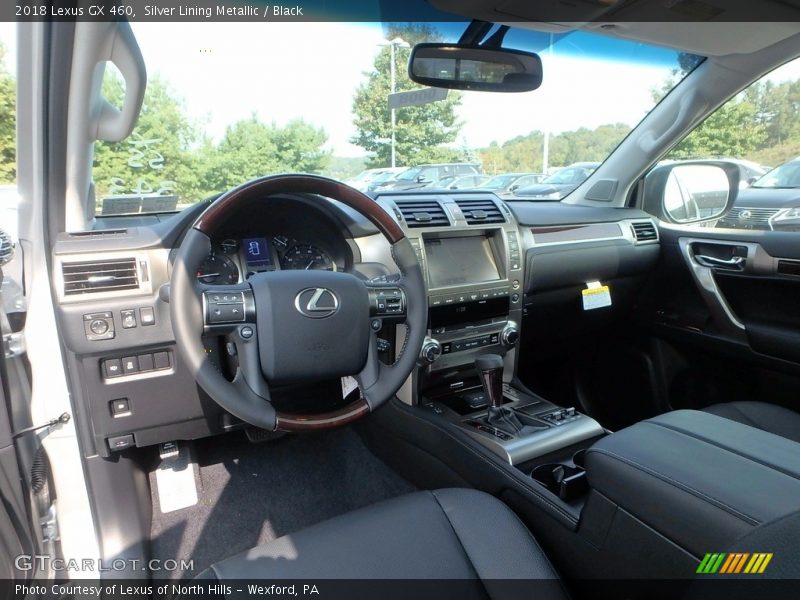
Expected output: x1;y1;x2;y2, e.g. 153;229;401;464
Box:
364;168;408;193
478;172;545;195
371;163;482;192
512;162;600;199
716;157;800;231
424;174;491;190
345;167;405;192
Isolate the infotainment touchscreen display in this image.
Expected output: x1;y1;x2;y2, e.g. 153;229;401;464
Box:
424;236;500;288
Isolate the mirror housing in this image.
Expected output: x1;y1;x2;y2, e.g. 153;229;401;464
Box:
409;44;543;93
643;161;741;225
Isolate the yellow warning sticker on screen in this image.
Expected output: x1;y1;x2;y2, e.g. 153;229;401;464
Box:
582;282;611;310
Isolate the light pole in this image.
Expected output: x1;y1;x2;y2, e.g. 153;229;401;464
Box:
380;37;410;168
541;32;554;174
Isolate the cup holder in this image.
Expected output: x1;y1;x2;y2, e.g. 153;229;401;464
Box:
572;449;587;468
531;463;588;501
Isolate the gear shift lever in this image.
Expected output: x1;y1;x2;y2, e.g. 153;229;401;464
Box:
475;354;541;436
475;354;505;409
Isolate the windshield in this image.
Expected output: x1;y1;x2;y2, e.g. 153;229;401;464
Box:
90;23;699;216
752;160;800;188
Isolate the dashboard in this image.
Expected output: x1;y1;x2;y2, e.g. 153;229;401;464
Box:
51;189;660;459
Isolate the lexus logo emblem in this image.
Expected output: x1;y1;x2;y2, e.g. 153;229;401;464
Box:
294;287;339;319
740;210;753;220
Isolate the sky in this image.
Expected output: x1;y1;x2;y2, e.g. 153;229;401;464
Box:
1;22;800;159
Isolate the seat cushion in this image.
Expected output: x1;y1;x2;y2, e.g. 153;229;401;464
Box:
197;488;565;595
702;401;800;444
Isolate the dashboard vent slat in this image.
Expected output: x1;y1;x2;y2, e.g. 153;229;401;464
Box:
0;229;14;266
631;221;658;243
62;257;140;295
395;199;450;228
454;198;505;225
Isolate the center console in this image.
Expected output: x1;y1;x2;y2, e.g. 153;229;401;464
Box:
375;192;605;469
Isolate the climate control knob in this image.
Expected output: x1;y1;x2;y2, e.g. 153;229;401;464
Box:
418;337;442;365
500;321;520;348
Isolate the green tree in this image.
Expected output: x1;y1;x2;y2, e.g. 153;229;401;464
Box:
478;124;631;173
351;25;464;167
0;42;16;183
93;69;207;201
201;116;330;193
667;98;766;159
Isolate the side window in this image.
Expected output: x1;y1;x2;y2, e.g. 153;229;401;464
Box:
0;33;17;240
646;56;800;232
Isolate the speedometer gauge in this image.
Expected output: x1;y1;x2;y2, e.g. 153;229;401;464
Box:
196;254;239;284
281;245;335;271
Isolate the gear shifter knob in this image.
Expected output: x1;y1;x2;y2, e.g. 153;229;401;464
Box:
475;354;504;408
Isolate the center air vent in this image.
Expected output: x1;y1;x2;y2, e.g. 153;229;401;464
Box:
62;257;140;296
454;199;505;225
395;199;450;228
631;221;658;243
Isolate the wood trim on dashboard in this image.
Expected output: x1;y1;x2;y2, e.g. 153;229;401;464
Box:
275;399;371;432
194;174;405;243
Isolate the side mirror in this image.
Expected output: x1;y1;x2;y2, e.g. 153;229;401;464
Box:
409;44;543;93
644;161;739;225
416;176;427;183
509;184;520;191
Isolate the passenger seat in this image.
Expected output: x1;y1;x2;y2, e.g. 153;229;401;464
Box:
703;401;800;444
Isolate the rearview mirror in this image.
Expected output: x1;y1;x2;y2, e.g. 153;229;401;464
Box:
409;44;543;93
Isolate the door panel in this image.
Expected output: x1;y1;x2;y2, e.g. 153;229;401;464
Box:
640;223;800;414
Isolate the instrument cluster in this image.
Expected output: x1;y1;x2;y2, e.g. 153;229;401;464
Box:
196;235;340;285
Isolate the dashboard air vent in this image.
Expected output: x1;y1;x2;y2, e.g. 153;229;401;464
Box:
67;229;128;238
62;257;140;295
395;199;450;228
631;221;658;243
0;228;14;266
454;198;505;225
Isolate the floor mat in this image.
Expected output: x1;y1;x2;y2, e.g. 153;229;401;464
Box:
149;427;415;581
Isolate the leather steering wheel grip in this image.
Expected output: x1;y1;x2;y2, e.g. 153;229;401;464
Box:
169;174;427;432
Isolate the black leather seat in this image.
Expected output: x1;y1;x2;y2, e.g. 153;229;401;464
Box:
703;401;800;444
196;488;566;597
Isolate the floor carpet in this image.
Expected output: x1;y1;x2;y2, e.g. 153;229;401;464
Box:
149;427;415;581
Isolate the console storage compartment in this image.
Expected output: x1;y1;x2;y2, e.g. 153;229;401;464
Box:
584;410;800;562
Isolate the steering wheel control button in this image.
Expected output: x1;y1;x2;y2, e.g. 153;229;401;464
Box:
240;325;254;339
120;309;137;329
140;306;156;326
121;356;139;375
204;291;249;325
110;398;131;417
103;358;123;378
84;311;115;340
108;434;134;452
368;287;405;317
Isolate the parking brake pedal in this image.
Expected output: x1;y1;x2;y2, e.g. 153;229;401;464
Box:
154;441;199;513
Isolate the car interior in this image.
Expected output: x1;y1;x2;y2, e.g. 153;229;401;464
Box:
3;1;800;598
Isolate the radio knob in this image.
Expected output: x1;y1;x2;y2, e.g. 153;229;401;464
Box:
500;321;519;348
419;337;442;365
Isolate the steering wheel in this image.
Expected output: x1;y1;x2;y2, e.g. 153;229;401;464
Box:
170;175;427;431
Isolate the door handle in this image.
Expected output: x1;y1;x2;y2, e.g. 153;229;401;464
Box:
693;254;745;269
